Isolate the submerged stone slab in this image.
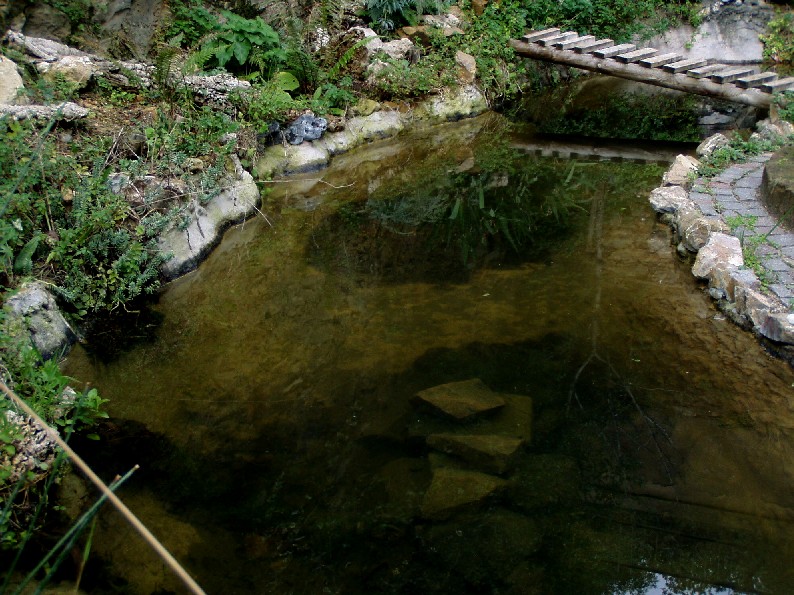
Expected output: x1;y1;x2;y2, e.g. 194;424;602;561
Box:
409;393;533;442
414;379;506;420
426;433;523;475
420;467;506;520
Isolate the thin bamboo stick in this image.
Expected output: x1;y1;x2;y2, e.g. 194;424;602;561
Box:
0;380;207;595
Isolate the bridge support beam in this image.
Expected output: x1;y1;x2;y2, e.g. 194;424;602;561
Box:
509;39;772;109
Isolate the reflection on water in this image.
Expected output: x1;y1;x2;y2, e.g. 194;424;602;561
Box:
63;114;794;594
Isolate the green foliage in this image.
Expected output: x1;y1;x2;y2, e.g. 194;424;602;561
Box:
95;76;139;106
761;9;794;63
370;51;456;99
460;1;530;102
165;0;220;48
522;0;700;42
192;10;286;79
311;77;356;115
774;91;794;124
24;72;80;104
698;135;786;178
233;73;304;129
366;0;449;31
538;92;701;141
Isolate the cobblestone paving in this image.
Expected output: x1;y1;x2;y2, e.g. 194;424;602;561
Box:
690;154;794;310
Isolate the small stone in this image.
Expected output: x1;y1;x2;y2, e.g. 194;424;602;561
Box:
735;286;784;329
420;467;506;520
184;157;204;173
426;433;524;474
349;98;380;117
414;378;506;420
5;281;77;359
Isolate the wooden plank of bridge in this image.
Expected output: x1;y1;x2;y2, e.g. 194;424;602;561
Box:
663;58;708;73
615;48;657;64
762;77;794;93
593;43;636;58
574;38;614;53
538;32;578;46
557;35;595;50
522;28;559;43
687;64;729;78
639;53;681;68
710;67;756;84
735;72;777;89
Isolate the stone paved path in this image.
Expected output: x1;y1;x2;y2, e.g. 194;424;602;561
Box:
689;154;794;311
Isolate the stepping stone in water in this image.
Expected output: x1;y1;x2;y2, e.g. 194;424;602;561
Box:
420;467;506;520
413;378;506;420
426;433;524;475
409;393;533;442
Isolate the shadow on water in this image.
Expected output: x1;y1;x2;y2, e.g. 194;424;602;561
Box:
61;113;794;594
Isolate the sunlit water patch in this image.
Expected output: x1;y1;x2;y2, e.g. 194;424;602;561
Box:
63;114;794;594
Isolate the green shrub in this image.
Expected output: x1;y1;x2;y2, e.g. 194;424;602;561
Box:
761;10;794;63
365;0;449;31
189;10;286;79
165;0;219;48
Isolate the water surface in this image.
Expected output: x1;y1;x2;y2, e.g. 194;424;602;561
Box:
64;114;794;594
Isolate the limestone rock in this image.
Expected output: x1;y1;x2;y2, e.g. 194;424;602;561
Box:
420;467;506;520
344;110;404;142
38;55;94;89
413;84;488;122
735;285;784;330
711;265;759;302
183;73;251;105
349;98;380;117
0;102;88;121
760;313;794;344
158;156;260;279
761;146;794;232
455;50;476;84
426;433;524;474
423;13;463;29
648;185;690;214
696;133;730;158
4;30;86;61
0;55;25;104
254;143;331;178
662;154;699;189
414;378;506;420
675;205;727;252
5;281;77;360
691;233;743;279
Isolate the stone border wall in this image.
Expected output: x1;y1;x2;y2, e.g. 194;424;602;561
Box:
649;121;794;354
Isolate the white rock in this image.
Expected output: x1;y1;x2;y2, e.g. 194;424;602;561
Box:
696;133;730;158
692;233;743;279
662;154;699;189
0;56;25;104
648;185;690;213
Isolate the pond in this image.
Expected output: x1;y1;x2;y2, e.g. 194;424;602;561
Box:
63;113;794;594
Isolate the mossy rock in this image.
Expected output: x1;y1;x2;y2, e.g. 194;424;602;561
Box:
761;146;794;231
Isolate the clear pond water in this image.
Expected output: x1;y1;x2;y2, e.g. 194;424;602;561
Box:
63;114;794;594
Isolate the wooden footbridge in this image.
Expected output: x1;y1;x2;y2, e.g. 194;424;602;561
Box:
510;29;794;108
